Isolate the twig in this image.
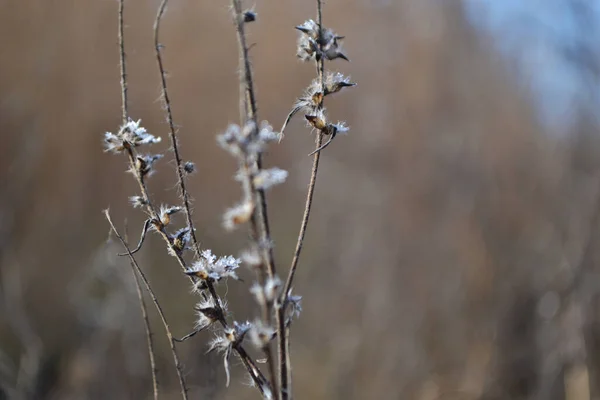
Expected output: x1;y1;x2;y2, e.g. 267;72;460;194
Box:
118;4;157;398
154;0;202;259
118;218;151;256
231;0;276;280
308;131;333;156
174;327;206;343
132;269;159;399
279;106;301;140
104;210;189;400
110;1;269;394
120;148;269;394
231;0;278;393
279;1;326;397
118;0;128;123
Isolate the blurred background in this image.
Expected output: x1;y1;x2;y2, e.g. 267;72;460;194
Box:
1;0;600;398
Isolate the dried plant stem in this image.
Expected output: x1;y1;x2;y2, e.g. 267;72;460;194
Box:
112;0;270;395
118;0;128;123
279;1;326;397
119;3;157;397
231;0;276;281
121;147;268;392
154;0;202;259
282;133;323;298
231;0;278;393
132;269;159;400
104;210;189;400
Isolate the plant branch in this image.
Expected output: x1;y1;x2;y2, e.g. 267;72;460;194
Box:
104;210;189;400
122;149;269;394
279;1;326;397
118;0;128;123
132;268;159;400
154;0;202;259
231;0;278;394
119;5;157;397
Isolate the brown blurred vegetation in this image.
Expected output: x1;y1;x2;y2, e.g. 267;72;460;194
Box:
1;0;600;399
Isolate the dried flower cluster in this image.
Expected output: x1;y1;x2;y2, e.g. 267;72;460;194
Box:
218;121;287;232
102;0;352;399
280;21;356;155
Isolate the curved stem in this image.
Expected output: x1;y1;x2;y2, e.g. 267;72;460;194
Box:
105;211;189;400
279;1;326;397
154;0;202;259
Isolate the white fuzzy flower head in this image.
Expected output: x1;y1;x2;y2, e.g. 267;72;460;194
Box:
251;276;282;306
104;119;161;153
240;248;262;270
257;121;281;143
253;168;288;190
331;121;350;135
185;249;241;283
249;319;275;350
217;124;245;156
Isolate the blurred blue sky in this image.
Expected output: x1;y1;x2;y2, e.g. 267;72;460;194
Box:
464;0;600;132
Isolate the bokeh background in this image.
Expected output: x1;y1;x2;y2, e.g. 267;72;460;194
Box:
1;0;600;399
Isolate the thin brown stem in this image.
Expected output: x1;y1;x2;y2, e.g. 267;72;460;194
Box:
154;0;202;259
118;0;128;123
112;3;267;393
279;1;326;397
231;0;276;280
283;133;323;296
231;0;278;394
132;269;159;400
122;148;268;392
119;5;156;397
104;210;189;400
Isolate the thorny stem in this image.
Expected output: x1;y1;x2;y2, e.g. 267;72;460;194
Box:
231;0;278;394
154;0;202;259
119;3;157;397
279;1;326;397
118;0;128;123
105;210;189;400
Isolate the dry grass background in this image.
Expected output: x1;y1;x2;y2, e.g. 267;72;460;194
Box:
1;0;600;399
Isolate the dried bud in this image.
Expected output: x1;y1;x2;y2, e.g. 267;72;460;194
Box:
129;196;147;208
249;320;275;350
324;72;356;95
243;10;256;22
223;201;254;230
159;205;182;226
305;112;327;131
195;298;224;329
171;227;191;254
135;154;163;178
183;161;195;174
